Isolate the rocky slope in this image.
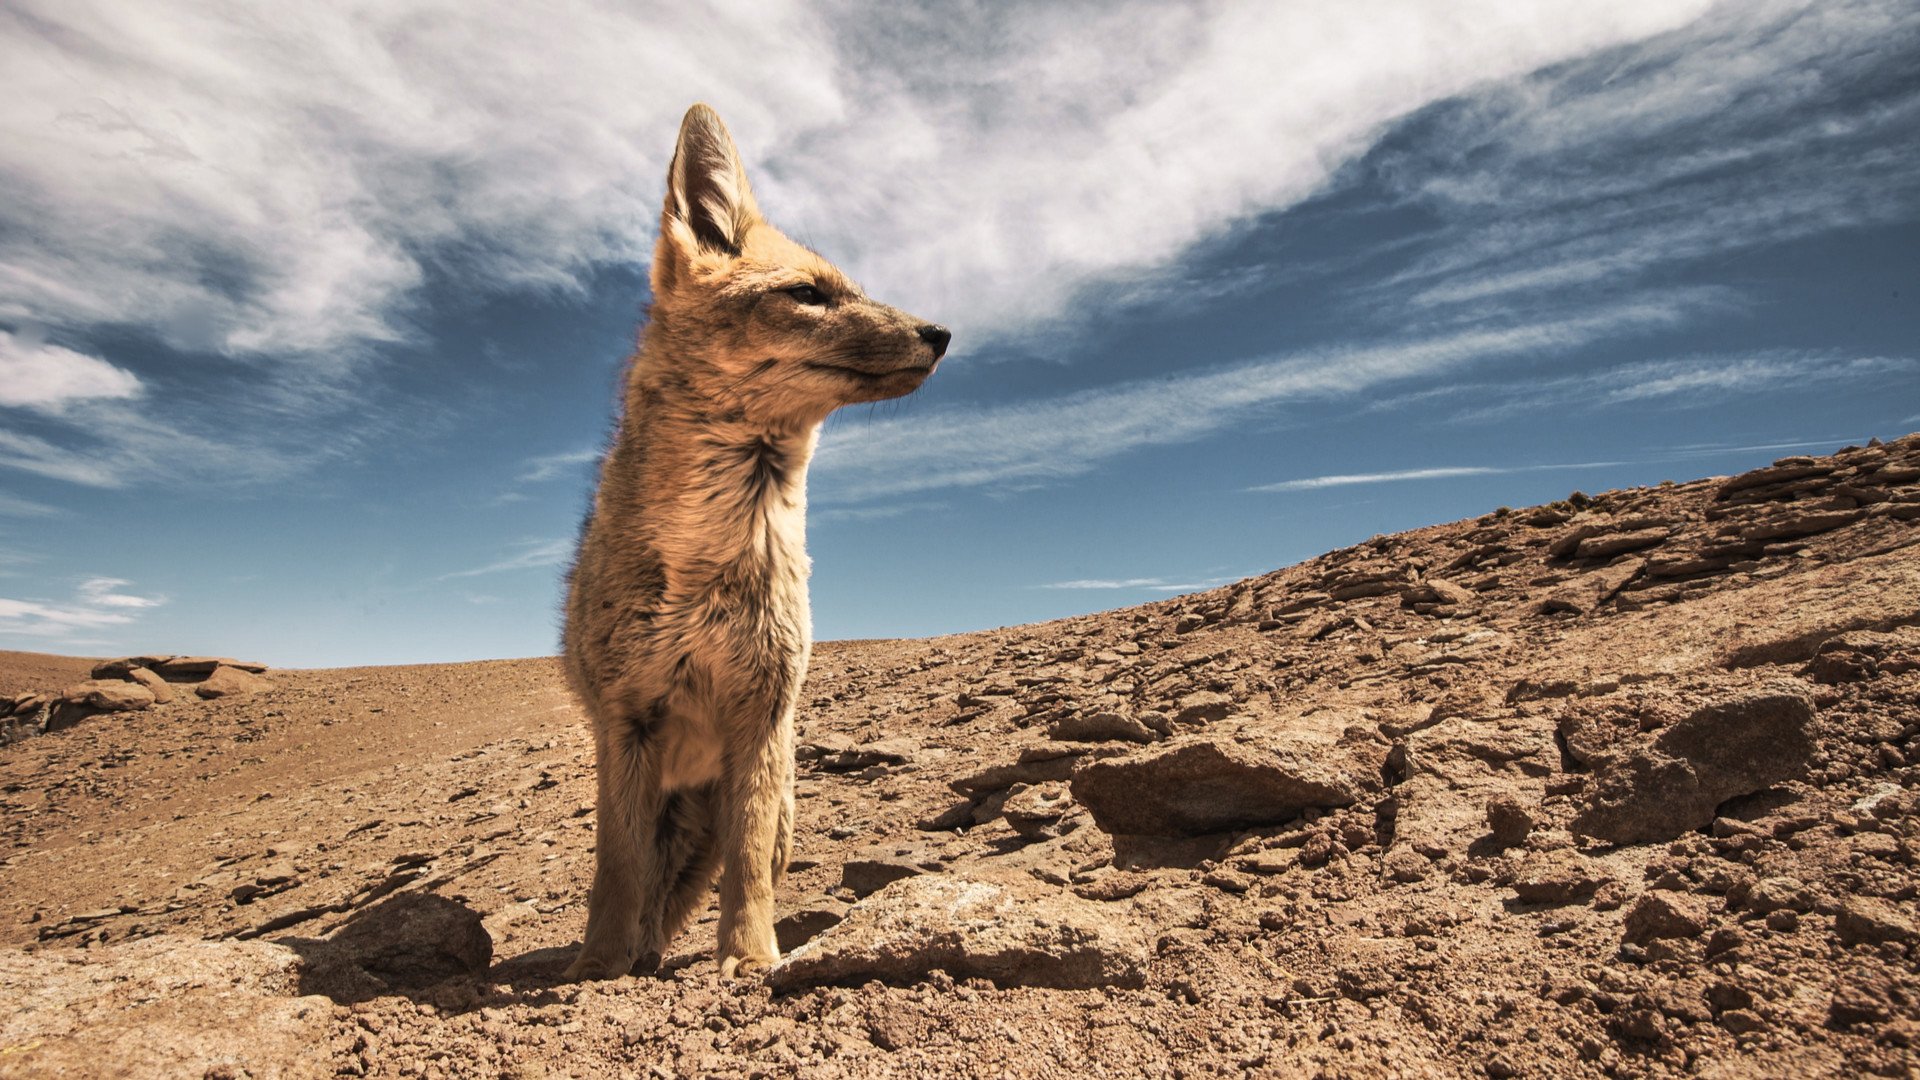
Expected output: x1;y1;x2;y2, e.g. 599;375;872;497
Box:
2;435;1918;1079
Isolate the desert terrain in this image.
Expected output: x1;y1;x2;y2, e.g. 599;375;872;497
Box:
2;434;1917;1079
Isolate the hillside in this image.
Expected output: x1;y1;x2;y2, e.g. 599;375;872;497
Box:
2;434;1918;1079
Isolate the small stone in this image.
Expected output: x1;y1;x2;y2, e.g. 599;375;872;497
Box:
1382;848;1429;883
1485;796;1534;849
1622;892;1708;944
1510;851;1610;904
1835;897;1916;945
999;782;1077;840
1743;876;1815;915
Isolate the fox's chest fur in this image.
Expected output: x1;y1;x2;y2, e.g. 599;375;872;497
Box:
565;400;816;789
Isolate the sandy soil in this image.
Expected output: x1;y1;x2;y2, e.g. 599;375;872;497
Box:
2;435;1917;1079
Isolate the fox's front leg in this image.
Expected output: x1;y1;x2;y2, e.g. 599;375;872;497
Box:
566;724;664;981
714;703;794;978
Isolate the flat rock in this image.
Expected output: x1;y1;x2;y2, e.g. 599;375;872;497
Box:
1070;721;1377;837
157;656;270;679
1835;897;1916;945
769;874;1149;990
1570;687;1815;845
0;937;330;1079
1573;528;1669;560
775;900;851;953
1048;710;1157;743
127;665;175;704
1537;558;1644;615
840;845;942;898
195;665;271;699
60;679;155;713
90;655;173;680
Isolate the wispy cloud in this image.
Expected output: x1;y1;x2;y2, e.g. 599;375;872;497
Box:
812;500;948;525
1250;462;1625;493
0;492;61;517
437;538;570;580
517;449;600;485
1251;436;1882;495
1370;2;1920;319
1432;352;1917;425
1036;576;1236;592
0;575;164;641
815;298;1698;503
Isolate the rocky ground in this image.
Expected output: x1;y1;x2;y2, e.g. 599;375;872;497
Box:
2;435;1918;1079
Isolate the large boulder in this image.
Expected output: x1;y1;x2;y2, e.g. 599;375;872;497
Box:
308;893;492;996
1569;687;1815;845
769;874;1149;990
60;679;155;713
195;665;272;699
1070;719;1380;837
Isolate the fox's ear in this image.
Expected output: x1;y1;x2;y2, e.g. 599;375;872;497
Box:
660;104;760;265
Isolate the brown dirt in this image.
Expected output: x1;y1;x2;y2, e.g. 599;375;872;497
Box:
3;435;1918;1079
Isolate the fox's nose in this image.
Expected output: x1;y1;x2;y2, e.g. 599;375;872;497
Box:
917;324;951;359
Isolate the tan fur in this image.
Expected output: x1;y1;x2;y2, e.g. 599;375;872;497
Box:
561;104;948;980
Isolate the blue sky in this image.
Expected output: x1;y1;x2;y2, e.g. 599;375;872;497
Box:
1;0;1917;666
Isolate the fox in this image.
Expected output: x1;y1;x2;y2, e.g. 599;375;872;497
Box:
560;103;949;980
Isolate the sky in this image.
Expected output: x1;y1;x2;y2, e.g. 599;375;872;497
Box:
1;0;1917;667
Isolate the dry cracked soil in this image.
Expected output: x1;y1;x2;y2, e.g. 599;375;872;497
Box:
2;434;1919;1079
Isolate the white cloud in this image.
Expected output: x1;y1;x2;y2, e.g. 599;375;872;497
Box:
76;576;165;609
0;575;163;640
2;0;1905;496
0;1;1710;367
0;330;142;410
438;537;571;580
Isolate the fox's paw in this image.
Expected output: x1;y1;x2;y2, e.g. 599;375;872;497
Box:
718;951;776;980
564;946;632;982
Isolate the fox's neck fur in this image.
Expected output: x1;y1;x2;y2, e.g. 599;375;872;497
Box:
602;339;817;599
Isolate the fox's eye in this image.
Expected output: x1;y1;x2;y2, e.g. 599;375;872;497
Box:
784;284;827;306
